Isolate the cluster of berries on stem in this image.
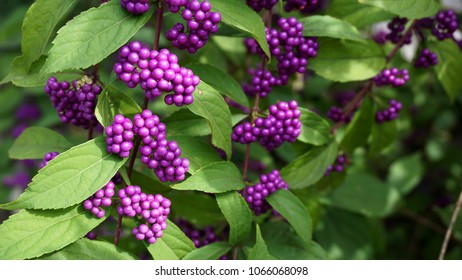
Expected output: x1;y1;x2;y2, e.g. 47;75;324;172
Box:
376;99;402;124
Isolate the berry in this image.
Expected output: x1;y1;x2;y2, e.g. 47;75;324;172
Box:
177;219;223;248
120;0;150;14
45;76;102;129
83;181;116;219
16;102;41;122
2;171;31;189
114;43;200;105
39;152;59;169
246;0;278;12
118;186;171;244
165;0;221;53
376;99;402;123
327;106;351;123
385;17;412;45
432;10;459;40
324;154;348;176
374;67;409;87
284;0;318;12
241;170;288;215
414;48;438;68
105;114;135;158
232;121;260;144
258;100;302;150
242;68;278;98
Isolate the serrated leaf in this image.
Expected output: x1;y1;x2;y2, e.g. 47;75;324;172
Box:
146;220;195;260
216;191;252;245
40;0;153;75
95;85;142;127
0;205;108;260
341;97;375;153
327;0;395;28
298;108;331;146
301;15;365;42
187;63;249;107
281;141;338;189
308;38;385;82
267;189;313;247
8;127;72;160
369;120;397;155
187;82;232;159
168;136;222;174
182;242;232;260
386;153;424;195
172;162;244;193
324;171;401;217
429;40;462;102
208;0;270;59
1;137;127;210
358;0;439;20
248;225;273;260
21;0;78;69
39;239;136;260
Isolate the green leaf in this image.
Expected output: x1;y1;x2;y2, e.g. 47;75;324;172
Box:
8;127;72;160
0;205;108;260
39;239;136;260
187;82;232;158
146;220;195;260
358;0;439;20
281;141;338;189
298;108;331;146
369;120;397;155
248;225;273;260
21;0;78;69
216;191;252;245
301;15;365;42
324;171;401;217
168;192;224;226
182;242;232;260
429;40;462;102
261;221;327;260
341;97;375;153
40;0;153;75
1;137;127;210
187;63;249;107
308;38;385;82
267;189;313;246
315;207;375;259
168;136;223;174
208;0;270;59
172;162;245;193
386;153;424;195
327;0;395;28
95;85;142;128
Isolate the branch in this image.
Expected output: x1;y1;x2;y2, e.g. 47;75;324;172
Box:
438;191;462;260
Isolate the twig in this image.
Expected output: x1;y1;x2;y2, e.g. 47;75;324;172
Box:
438;191;462;260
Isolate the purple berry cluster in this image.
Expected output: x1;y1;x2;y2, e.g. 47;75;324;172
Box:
414;48;438;68
376;99;402;123
2;171;30;189
241;170;288;215
114;42;200;105
242;68;279;98
45;76;102;129
385;17;412;45
373;68;409;87
39;152;59;169
244;17;318;97
246;0;278;12
177;219;221;248
284;0;318;12
83;181;115;219
16;103;41;122
105;114;135;158
326;106;351;124
120;0;150;15
432;10;459;40
232;100;301;150
117;186;171;244
165;0;221;53
324;154;347;176
135;110;189;182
